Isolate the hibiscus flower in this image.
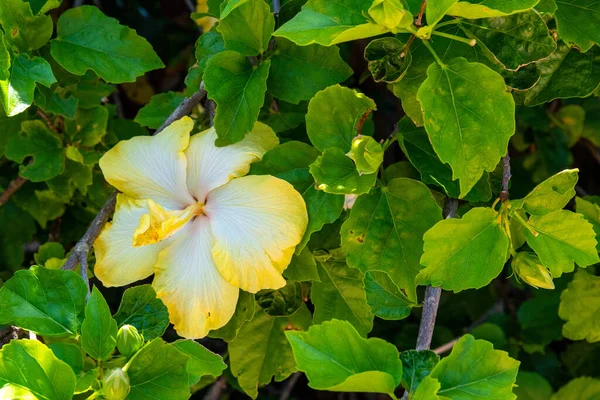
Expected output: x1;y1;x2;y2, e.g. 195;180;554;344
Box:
93;117;308;338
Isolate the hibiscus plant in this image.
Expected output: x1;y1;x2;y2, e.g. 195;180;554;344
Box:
0;0;599;399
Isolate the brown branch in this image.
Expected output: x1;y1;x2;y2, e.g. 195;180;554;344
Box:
499;152;511;202
37;109;56;131
0;176;27;207
62;84;207;272
416;0;427;27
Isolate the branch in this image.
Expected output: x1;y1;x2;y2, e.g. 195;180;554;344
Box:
416;0;426;27
499;152;511;202
203;376;226;400
272;0;281;13
402;198;457;399
62;84;207;272
0;176;27;207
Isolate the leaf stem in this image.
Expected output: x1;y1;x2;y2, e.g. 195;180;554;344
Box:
433;18;461;29
421;39;445;66
431;30;476;46
511;209;538;237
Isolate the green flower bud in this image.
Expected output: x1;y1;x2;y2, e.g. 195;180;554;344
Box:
116;324;143;358
103;368;130;400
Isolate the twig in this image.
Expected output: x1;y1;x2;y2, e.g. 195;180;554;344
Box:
402;197;457;400
432;339;457;355
203;376;226;400
112;91;125;119
499;152;511;202
184;0;196;14
62;85;207;273
37;109;56;132
0;176;27;207
280;372;301;400
416;0;426;27
272;0;281;13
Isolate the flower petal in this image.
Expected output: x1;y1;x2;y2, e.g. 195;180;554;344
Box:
99;117;195;209
94;194;162;287
205;175;308;293
185;122;278;202
153;218;239;339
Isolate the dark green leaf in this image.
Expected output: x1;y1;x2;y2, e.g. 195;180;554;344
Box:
312;257;374;336
364;37;412;83
113;285;170;340
283;247;320;282
342;178;442;301
50;6;164;83
400;350;440;395
134;92;186;129
208;291;255;342
555;0;600;52
65;106;108;147
204;51;271;145
268;38;352;103
81;287;117;361
0;266;87;336
195;30;225;72
218;0;274;56
172;340;226;386
364;271;416;320
0;0;53;52
309;147;376;195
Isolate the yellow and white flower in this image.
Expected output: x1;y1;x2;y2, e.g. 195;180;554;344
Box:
94;117;308;338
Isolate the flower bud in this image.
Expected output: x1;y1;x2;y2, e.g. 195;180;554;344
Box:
103;368;130;400
116;324;143;358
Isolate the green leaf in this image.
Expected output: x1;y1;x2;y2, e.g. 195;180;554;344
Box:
342;178;442;300
14;188;66;228
5;120;65;181
524;209;599;277
397;116;492;202
70;71;115;108
50;6;164;83
312;257;374;336
309;147;377;195
273;0;387;46
368;0;413;30
553;377;600;400
512;251;554;289
365;271;416;320
576;196;600;252
400;350;440;396
306;84;376;152
286;319;403;396
256;281;304;316
522;168;578;215
229;305;312;398
81;287;117;361
0;0;53;52
430;334;520;399
417;57;515;196
195;30;225;72
417;207;510;292
283;247;320;282
347;135;383;174
26;0;62;15
0;203;35;270
217;0;274;56
559;269;600;342
427;0;459;26
393;25;493;126
134;92;186;129
65;106;108;147
34;242;65;266
250;141;345;251
0;54;56;116
447;0;540;18
127;338;191;400
47;343;84;374
514;371;554;400
0;340;76;400
35;87;78;119
518;285;563;350
172;340;226;386
460;10;556;70
412;375;446;400
113;285;170;340
0;266;87;336
524;44;600;106
46;160;94;201
208;291;255;341
556;104;585;146
0;33;10;85
204;51;271;145
555;0;600;53
364;37;412;83
267;38;352;103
